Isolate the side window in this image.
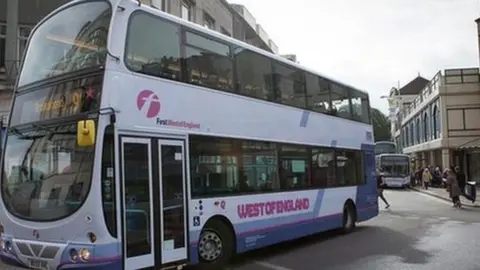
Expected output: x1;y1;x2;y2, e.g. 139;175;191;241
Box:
234;48;274;100
350;89;370;123
306;73;331;113
101;125;116;238
125;13;181;81
189;136;238;197
311;148;335;188
189;135;279;197
336;150;362;186
272;61;306;108
184;31;234;91
279;145;309;190
241;140;278;192
330;83;351;119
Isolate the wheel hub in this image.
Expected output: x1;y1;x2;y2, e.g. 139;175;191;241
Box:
198;231;223;262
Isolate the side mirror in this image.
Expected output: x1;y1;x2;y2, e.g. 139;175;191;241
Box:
77;120;96;146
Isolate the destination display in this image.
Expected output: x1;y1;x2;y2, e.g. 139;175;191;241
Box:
10;75;102;126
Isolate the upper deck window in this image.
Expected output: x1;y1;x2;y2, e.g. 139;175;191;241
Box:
350;89;370;124
123;11;372;125
18;1;111;87
331;83;351;119
125;13;182;81
184;31;234;91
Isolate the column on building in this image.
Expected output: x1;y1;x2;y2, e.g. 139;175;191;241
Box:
429;151;435;167
421;152;427;168
441;149;451;170
6;0;19;79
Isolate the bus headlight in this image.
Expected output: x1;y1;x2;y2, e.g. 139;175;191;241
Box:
79;248;90;261
69;248;78;261
4;241;12;252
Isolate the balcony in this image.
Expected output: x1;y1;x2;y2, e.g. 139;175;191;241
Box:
0;60;20;91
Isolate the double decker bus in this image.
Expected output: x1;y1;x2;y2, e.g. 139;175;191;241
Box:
376;154;411;188
0;1;379;269
374;141;397;156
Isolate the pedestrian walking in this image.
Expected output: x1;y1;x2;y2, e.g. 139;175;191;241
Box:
454;166;474;203
445;168;462;208
422;167;432;190
377;169;390;209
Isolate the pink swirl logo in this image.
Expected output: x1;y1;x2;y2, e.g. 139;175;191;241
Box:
137;90;161;118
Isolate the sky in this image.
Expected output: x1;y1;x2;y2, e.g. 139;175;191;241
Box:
228;0;480;114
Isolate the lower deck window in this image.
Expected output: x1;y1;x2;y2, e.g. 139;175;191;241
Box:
189;135;367;197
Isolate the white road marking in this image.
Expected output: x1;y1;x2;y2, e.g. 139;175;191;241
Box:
254;261;296;270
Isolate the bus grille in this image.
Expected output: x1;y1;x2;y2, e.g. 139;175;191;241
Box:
15;242;60;259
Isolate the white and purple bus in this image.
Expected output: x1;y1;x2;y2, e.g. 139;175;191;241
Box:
0;1;378;269
376;154;411;188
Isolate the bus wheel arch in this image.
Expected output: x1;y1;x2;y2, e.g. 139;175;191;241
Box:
342;199;357;234
197;215;236;267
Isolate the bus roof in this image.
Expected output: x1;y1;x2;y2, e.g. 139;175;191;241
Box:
377;153;410;158
137;1;369;96
374;141;395;145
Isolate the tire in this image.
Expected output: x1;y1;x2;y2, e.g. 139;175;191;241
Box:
197;219;235;268
342;203;356;234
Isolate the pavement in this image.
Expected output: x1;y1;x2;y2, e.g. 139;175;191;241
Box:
410;185;480;207
2;189;480;270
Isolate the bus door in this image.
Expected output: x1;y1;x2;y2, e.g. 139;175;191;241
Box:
156;139;188;264
120;137;188;269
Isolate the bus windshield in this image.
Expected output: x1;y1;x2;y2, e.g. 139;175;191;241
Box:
18;1;111;87
381;156;409;177
374;142;396;155
2;124;94;221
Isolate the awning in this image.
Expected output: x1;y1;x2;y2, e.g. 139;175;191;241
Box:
459;137;480;149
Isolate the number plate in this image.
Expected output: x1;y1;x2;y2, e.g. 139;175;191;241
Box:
28;258;48;270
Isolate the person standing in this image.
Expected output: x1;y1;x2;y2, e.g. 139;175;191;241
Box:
422;168;432;190
377;169;390;209
445;168;462;208
455;166;474;203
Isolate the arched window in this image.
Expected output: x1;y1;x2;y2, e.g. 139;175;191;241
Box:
409;122;414;145
432;105;441;139
423;112;429;141
405;126;409;146
415;118;420;144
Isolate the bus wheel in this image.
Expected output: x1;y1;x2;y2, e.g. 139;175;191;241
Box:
198;219;234;268
342;203;356;234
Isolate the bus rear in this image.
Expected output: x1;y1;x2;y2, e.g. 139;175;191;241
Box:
0;1;114;269
378;154;411;188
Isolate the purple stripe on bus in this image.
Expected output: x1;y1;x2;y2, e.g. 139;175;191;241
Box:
189;205;377;245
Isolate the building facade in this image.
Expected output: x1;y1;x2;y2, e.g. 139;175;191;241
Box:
0;0;281;126
391;68;480;182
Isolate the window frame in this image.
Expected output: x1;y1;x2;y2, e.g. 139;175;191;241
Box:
181;0;194;21
271;60;306;108
181;27;235;92
348;88;371;124
124;10;183;82
189;135;368;199
203;12;215;30
233;46;274;100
